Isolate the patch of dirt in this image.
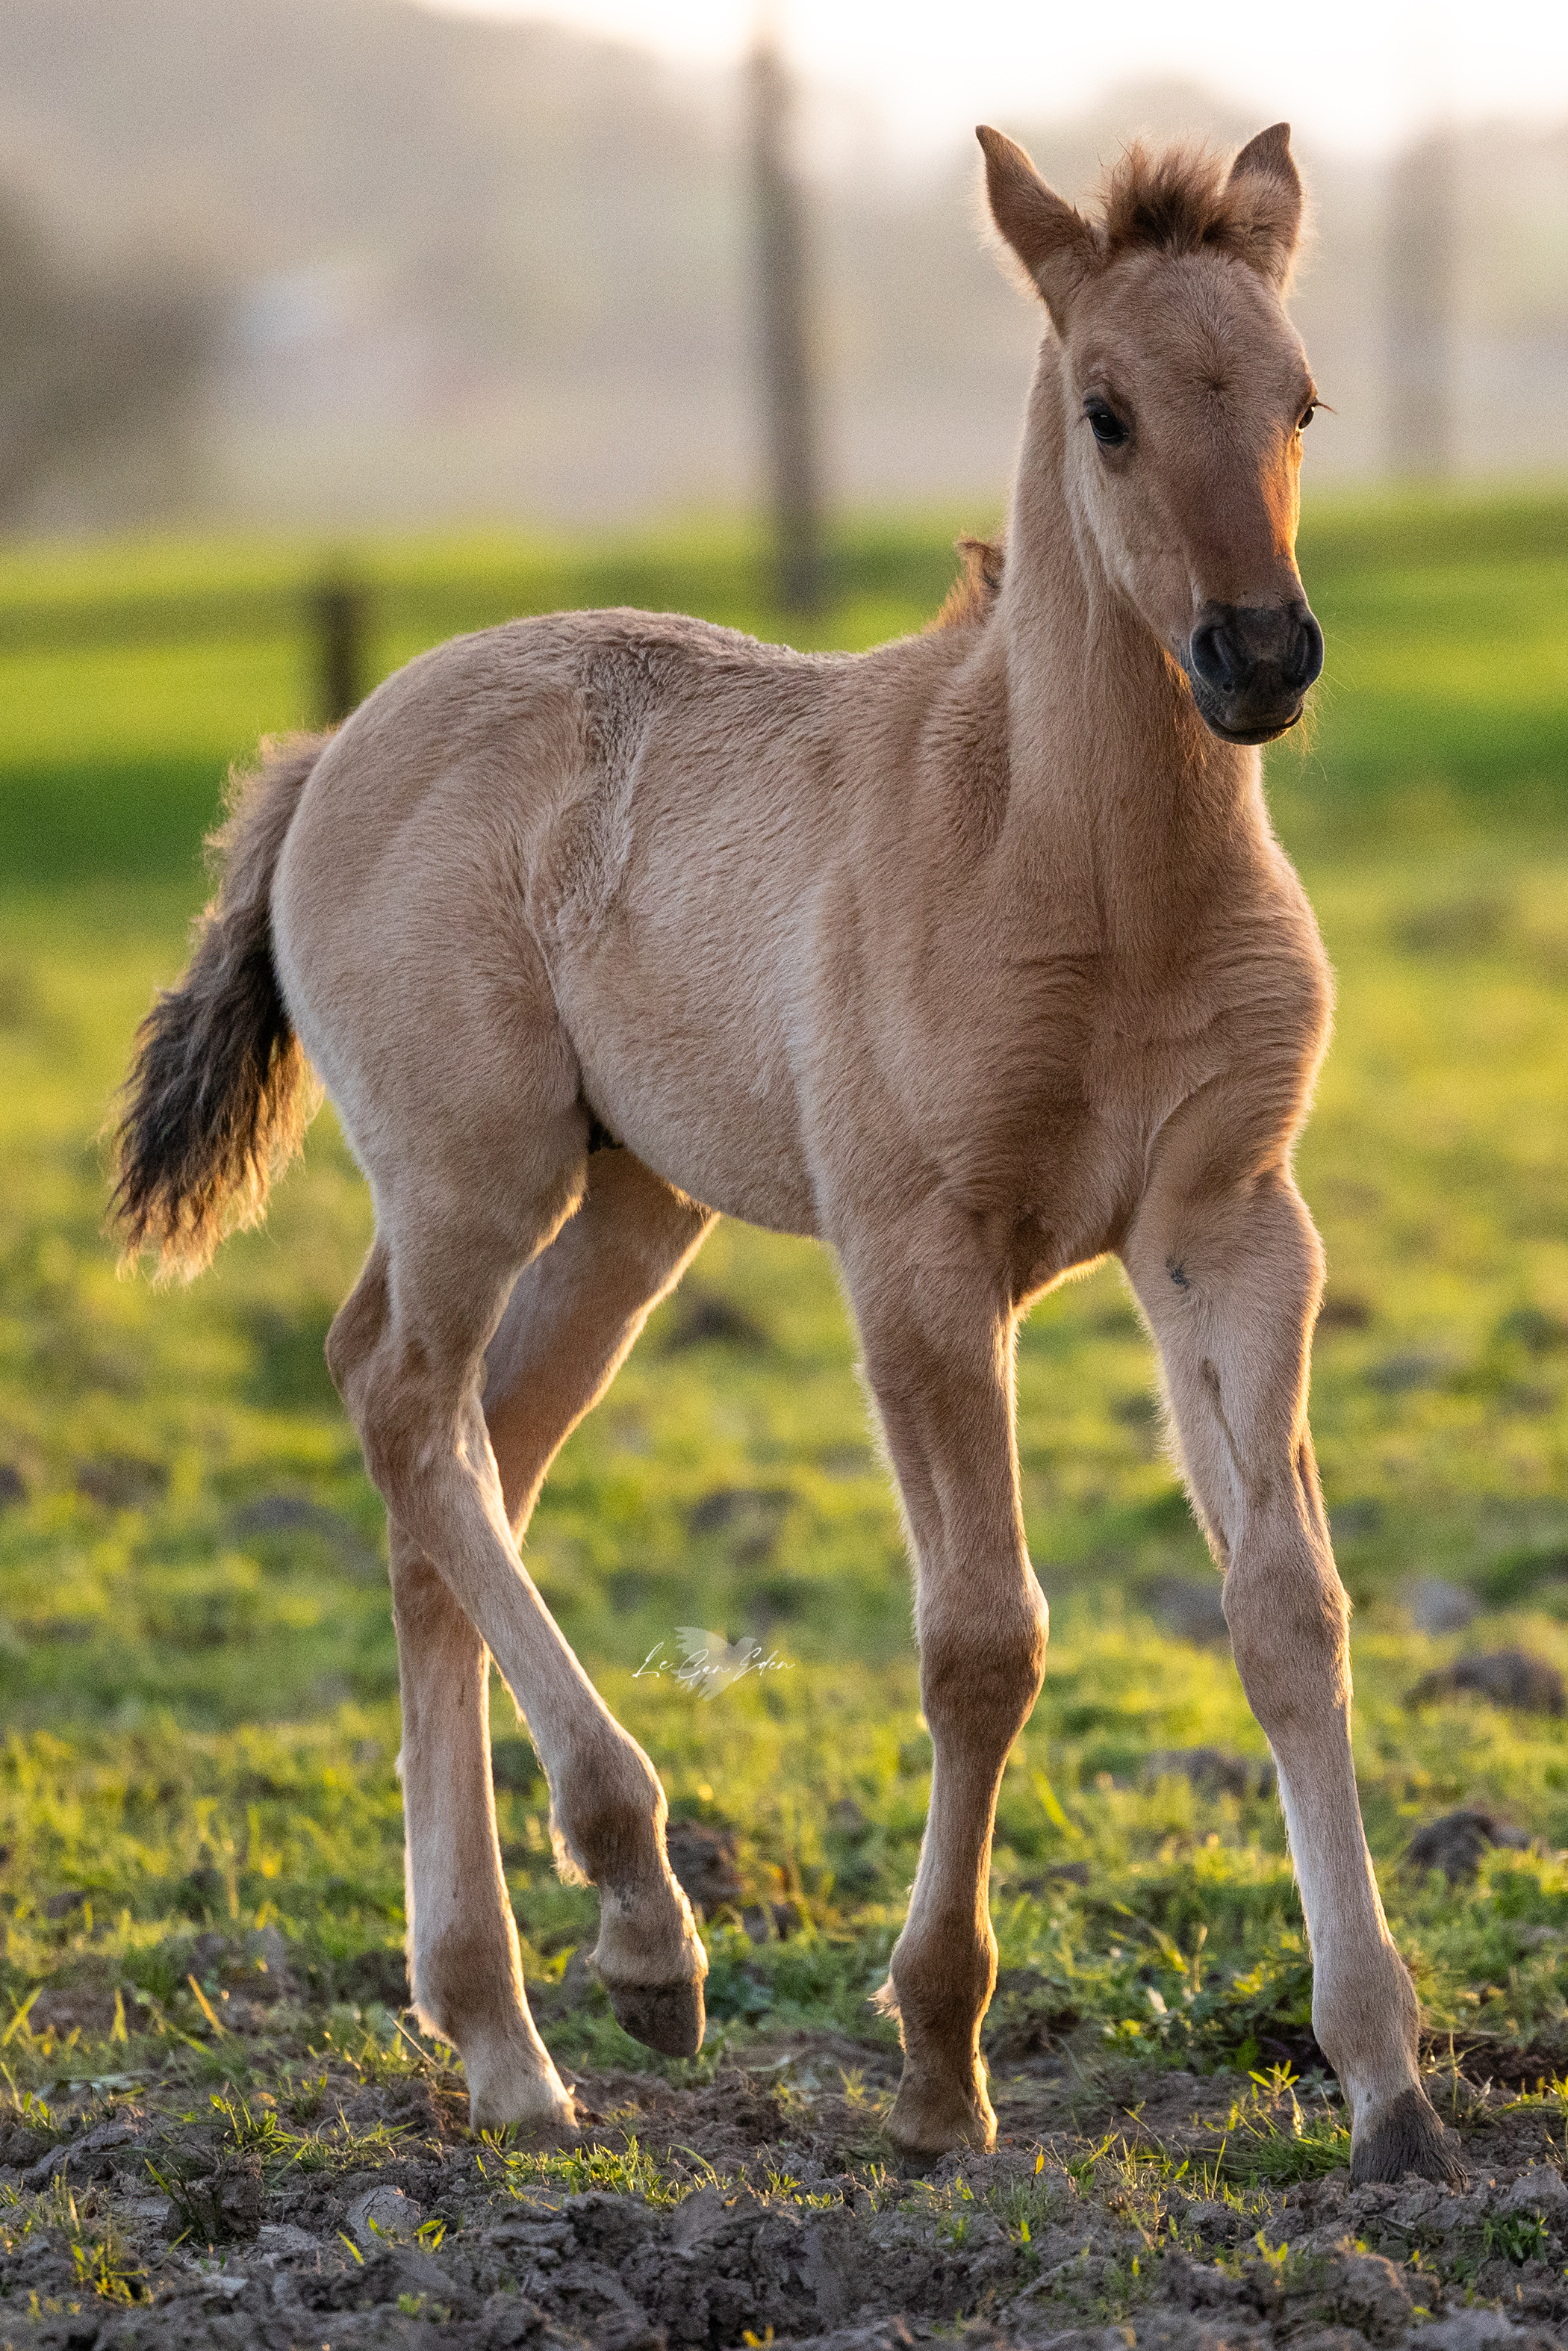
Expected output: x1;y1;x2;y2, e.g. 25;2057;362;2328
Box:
1405;1649;1567;1717
230;1491;385;1577
1142;1748;1276;1801
662;1295;772;1353
73;1454;168;1510
1140;1576;1229;1647
2;2037;1567;2350
1404;1810;1533;1883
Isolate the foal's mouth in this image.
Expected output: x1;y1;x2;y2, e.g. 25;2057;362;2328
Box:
1180;666;1307;748
1199;702;1306;748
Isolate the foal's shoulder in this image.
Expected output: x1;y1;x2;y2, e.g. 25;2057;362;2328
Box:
1221;834;1334;1038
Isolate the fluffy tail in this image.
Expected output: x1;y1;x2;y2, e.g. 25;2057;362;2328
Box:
111;734;328;1282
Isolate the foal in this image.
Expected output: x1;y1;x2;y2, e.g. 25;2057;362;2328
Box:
114;123;1464;2185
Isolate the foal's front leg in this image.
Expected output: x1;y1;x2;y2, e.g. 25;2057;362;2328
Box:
1124;1167;1463;2186
845;1209;1048;2154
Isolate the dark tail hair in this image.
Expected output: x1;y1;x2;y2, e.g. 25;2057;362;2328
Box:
111;734;329;1282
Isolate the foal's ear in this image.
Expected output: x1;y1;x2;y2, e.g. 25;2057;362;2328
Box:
1226;122;1305;292
977;125;1099;327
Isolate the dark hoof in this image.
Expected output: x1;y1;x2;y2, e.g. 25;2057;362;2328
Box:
607;1978;706;2057
1351;2087;1468;2187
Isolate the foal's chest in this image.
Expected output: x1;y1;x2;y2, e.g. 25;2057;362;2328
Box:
954;918;1328;1294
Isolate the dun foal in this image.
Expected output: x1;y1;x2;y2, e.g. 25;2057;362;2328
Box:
114;124;1465;2184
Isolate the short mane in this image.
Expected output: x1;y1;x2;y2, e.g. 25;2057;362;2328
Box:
1098;140;1264;267
931;534;1005;633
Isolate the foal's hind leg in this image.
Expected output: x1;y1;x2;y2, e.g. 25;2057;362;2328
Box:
332;1147;712;2127
1124;1165;1464;2187
488;1155;715;2051
390;1149;715;2119
391;1539;566;2126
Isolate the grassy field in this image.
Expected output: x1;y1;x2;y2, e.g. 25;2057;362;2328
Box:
1;487;1567;2131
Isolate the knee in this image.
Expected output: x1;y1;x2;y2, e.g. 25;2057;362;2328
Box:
921;1577;1048;1748
326;1251;436;1518
332;1304;454;1530
353;1361;433;1518
1225;1550;1349;1724
327;1266;405;1504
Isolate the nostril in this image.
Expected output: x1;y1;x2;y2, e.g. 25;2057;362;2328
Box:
1189;618;1244;694
1287;608;1325;693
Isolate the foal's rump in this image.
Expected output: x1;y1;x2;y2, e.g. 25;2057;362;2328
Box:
270;609;872;1243
269;628;588;1230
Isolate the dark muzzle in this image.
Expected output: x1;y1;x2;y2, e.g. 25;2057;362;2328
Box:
1185;600;1323;745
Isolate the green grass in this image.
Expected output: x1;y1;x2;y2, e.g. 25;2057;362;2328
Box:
1279;488;1568;827
3;485;1566;878
0;516;968;883
0;488;1566;2096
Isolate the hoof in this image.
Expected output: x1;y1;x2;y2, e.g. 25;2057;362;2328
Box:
886;2072;997;2158
465;2048;577;2137
1350;2086;1467;2187
607;1978;706;2058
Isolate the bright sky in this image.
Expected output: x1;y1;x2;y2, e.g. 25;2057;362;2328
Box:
423;0;1568;160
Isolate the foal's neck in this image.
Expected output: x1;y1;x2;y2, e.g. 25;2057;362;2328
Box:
996;341;1269;949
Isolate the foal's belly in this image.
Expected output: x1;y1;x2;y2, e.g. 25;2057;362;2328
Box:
549;948;822;1238
587;1053;820;1238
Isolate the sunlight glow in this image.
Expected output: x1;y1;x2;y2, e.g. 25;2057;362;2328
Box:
417;0;1568;160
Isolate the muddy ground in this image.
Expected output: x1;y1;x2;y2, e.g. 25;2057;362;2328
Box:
3;2008;1568;2351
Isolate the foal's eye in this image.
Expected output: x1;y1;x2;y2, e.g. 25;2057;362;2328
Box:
1086;403;1129;450
1298;402;1317;432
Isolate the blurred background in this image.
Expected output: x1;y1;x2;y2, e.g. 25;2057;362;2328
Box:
1;0;1566;538
1;1;1567;2084
2;0;1565;853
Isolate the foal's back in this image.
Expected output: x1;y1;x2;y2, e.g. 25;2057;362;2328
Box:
273;602;990;1237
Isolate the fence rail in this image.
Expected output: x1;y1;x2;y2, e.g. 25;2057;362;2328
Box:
0;530;980;740
0;579;385;725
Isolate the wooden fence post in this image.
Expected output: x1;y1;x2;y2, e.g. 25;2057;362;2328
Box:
314;580;367;727
749;32;824;618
